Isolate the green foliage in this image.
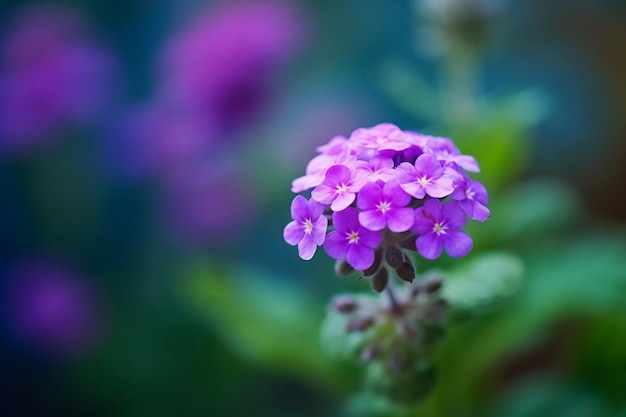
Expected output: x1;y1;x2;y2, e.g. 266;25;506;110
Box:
409;235;626;417
441;252;524;317
182;261;353;391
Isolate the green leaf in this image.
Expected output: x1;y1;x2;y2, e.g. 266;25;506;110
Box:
320;294;378;360
182;262;347;389
440;252;524;316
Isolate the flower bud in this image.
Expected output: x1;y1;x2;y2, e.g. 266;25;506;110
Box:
345;316;374;332
360;343;380;363
395;261;415;283
424;276;443;294
388;347;405;374
331;295;358;313
371;267;389;293
400;235;418;252
334;259;354;277
384;245;404;268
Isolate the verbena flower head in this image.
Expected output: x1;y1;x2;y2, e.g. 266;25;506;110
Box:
284;123;489;274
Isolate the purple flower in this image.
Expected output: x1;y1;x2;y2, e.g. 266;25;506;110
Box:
354;156;396;184
311;164;367;211
412;199;473;260
357;181;414;232
397;154;456;199
160;162;255;247
3;260;100;356
349;123;412;152
110;101;215;178
425;135;480;172
291;136;356;193
0;6;117;152
451;175;490;222
283;195;328;260
160;0;306;132
324;207;382;270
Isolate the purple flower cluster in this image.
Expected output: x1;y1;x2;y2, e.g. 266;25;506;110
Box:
284;123;489;274
0;5;117;153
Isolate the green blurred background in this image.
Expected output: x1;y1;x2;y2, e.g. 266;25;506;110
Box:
0;0;625;416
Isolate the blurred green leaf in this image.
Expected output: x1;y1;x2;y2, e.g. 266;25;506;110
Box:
441;252;524;317
377;58;440;122
320;294;378;360
469;179;584;250
182;262;349;390
443;89;548;192
491;378;623;417
412;235;626;417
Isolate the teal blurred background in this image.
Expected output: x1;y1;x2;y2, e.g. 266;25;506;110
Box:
0;1;625;416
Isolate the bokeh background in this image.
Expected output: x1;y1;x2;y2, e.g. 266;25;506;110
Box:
0;0;625;416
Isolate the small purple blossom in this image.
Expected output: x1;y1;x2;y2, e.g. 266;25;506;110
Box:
354;156;396;184
291;136;356;192
451;175;490;222
311;164;367;211
350;123;412;152
412;199;473;260
357;181;414;232
397;154;456;199
425;135;480;172
324;207;382;270
283;195;328;260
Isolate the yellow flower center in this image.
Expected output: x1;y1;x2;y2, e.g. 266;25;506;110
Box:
376;201;391;213
346;231;360;244
418;175;430;186
303;219;314;234
335;183;348;194
433;223;446;235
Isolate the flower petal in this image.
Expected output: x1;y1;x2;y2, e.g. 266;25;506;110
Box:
384;180;412;207
425;176;454;198
416;233;443;260
357;182;383;211
324;164;351;185
323;231;348;259
443;229;473;258
442;201;467;228
358;210;386;231
312;216;328;245
400;180;426;199
290;195;308;221
346;244;375;270
330;192;355;212
386;207;415;232
311;184;335;205
331;207;360;233
307;198;325;219
283;221;304;246
298;236;318;260
411;207;432;234
358;227;382;248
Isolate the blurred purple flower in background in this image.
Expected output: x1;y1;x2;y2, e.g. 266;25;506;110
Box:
111;101;216;178
107;0;308;245
0;5;118;154
160;162;257;247
159;0;307;133
3;260;101;357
